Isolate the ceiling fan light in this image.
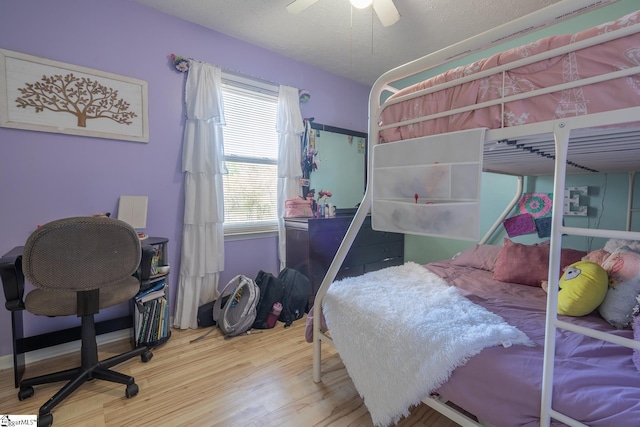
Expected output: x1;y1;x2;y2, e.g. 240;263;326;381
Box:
350;0;373;9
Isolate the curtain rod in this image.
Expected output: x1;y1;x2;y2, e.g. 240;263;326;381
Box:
170;53;283;89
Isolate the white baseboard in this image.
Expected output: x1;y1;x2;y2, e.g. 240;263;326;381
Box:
0;329;131;372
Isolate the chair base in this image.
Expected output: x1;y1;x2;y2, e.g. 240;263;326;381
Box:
18;314;152;426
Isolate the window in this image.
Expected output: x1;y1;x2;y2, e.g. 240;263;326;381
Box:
221;75;280;235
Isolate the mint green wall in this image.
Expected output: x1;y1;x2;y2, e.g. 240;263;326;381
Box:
527;174;640;251
405;0;640;264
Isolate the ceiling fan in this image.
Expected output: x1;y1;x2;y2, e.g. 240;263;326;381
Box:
286;0;400;27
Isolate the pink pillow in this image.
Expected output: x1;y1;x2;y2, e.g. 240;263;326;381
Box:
493;238;586;287
582;249;611;265
451;244;501;271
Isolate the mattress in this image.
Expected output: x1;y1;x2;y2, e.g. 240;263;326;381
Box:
379;10;640;143
425;260;640;427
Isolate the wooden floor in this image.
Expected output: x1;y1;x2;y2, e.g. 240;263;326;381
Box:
0;318;463;426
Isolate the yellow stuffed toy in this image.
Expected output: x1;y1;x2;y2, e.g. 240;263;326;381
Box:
557;260;608;316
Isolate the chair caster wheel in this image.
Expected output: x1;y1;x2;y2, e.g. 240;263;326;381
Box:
126;383;139;398
141;350;153;363
18;386;34;401
38;413;53;427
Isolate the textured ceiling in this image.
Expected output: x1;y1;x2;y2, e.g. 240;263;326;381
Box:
134;0;562;86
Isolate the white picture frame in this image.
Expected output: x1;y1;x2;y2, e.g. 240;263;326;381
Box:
117;195;149;229
0;48;149;143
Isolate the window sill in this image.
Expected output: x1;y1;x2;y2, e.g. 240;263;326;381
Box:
224;230;278;242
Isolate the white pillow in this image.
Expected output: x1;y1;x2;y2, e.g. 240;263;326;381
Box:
603;238;640;253
598;246;640;328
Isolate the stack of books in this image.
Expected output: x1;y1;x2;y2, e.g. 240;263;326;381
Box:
134;280;171;347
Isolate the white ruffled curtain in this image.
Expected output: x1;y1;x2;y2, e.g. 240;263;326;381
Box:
174;61;227;329
276;85;305;270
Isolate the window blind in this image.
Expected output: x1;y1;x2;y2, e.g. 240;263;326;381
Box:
222;79;280;235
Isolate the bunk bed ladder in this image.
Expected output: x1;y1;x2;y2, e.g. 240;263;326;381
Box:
312;190;372;383
540;122;640;427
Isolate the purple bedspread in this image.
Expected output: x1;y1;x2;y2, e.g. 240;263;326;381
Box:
426;261;640;427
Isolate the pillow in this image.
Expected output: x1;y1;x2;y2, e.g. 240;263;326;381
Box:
598;246;640;329
582;249;611;265
603;238;640;253
557;261;608;316
493;238;586;287
451;244;501;271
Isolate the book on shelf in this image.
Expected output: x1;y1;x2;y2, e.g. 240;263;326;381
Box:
150;244;163;276
134;238;172;345
135;279;165;302
157;298;166;340
134;281;170;346
155;244;164;266
134;308;143;346
136;300;154;347
137;288;165;304
150;254;158;276
146;299;159;344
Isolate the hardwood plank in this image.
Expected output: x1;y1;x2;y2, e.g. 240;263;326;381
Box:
0;317;463;426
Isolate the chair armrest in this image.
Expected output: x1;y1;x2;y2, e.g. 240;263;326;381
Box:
137;244;156;285
0;246;26;312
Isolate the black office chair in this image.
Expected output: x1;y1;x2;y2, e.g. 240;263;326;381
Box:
2;217;153;427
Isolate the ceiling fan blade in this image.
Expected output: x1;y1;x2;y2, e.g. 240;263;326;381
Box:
373;0;400;27
286;0;321;14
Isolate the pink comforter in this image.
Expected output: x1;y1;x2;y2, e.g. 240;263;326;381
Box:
426;260;640;427
379;10;640;143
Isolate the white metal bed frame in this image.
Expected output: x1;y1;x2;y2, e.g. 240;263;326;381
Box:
311;1;640;426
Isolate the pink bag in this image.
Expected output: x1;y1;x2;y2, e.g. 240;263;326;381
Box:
285;197;313;218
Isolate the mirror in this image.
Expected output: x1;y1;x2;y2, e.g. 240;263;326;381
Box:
304;122;367;211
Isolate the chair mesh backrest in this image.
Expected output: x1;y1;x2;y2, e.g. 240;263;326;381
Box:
22;217;141;292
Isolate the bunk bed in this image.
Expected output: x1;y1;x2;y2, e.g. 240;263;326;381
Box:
310;1;640;426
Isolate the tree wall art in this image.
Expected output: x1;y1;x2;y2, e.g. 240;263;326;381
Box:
0;49;148;143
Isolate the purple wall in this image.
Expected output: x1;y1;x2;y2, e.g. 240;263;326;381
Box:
0;0;370;357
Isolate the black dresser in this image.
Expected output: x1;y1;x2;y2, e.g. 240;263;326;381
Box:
284;215;404;306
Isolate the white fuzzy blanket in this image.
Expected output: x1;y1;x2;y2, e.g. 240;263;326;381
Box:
323;262;533;427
